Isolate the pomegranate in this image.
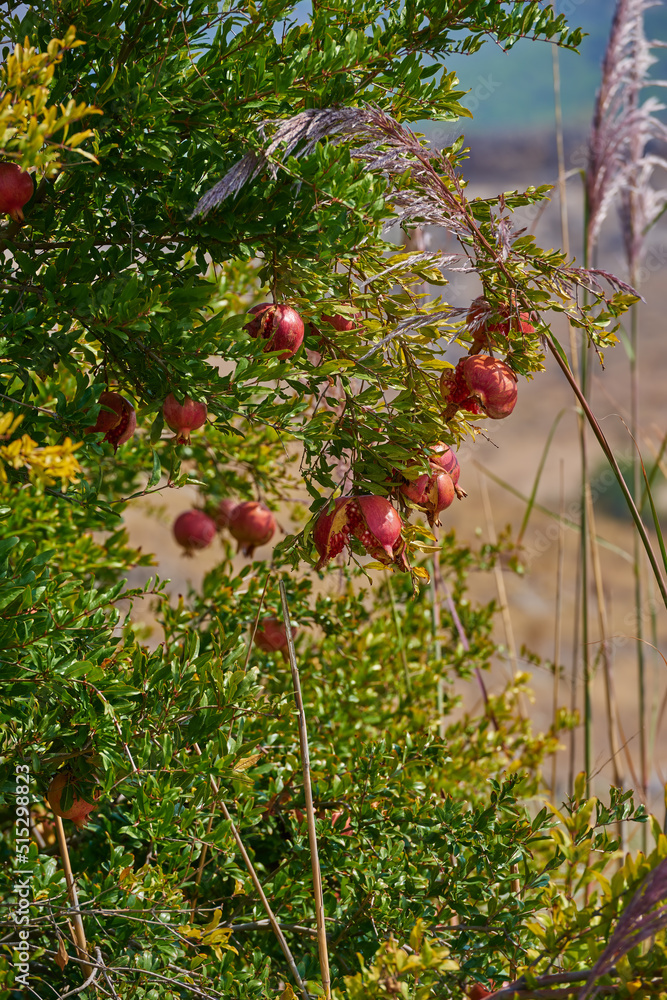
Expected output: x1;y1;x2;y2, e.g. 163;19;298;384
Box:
162;393;207;443
245;303;305;359
400;466;456;526
330;810;353;836
440;354;518;420
429;443;467;499
0;163;34;221
88;391;137;450
320;309;363;332
254;617;292;653
430;443;460;485
47;771;99;829
173;510;217;554
228;501;276;556
313;495;408;571
214;498;238;530
467;296;534;353
468;985;494;1000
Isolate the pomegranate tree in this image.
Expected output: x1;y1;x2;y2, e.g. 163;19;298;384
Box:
0;163;34;221
440;354;518;420
467;296;535;353
313;495;408;571
88;391;137;450
254;617;292;653
173;510;217;554
47;771;99;829
228;501;276;556
245;303;305;358
163;393;207;443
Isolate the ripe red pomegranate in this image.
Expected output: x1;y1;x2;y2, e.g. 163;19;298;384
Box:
214;498;238;530
313;495;408;571
254;618;292;653
47;772;99;829
467;296;535;352
228;501;276;556
88;391;137;450
430;443;460;485
440;354;518;420
320;309;363;332
173;510;217;554
245;303;305;358
400;466;456;526
468;984;494;1000
0;163;34;221
163;393;207;443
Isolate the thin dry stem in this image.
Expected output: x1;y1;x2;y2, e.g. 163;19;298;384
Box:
551;461;565;798
53;815;92;980
279;580;331;1000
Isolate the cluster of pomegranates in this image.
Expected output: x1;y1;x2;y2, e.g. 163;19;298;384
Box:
173;499;276;557
439;296;528;423
86;390;208;451
312;442;463;572
312;293;530;572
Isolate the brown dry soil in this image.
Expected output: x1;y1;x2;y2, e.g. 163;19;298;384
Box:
119;153;667;825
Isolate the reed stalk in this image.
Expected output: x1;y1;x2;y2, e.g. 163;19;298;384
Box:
53;815;92;980
551;462;565;799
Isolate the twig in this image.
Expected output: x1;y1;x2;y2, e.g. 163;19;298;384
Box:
386;573;412;697
53;816;92;980
243;572;272;672
57;956;100;998
192;743;311;1000
279;580;331;1000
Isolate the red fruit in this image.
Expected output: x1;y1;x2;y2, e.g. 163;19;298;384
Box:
468;985;494;1000
320;309;363;332
440;354;518;420
228;501;276;557
467;296;534;352
430;443;460;486
162;393;207;444
330;810;353;836
88;391;137;451
215;498;238;530
254;617;292;653
400;467;455;526
0;163;34;221
245;303;305;358
173;510;217;554
313;495;408;571
47;772;98;829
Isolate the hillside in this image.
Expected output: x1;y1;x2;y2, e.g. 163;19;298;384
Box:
442;0;667;135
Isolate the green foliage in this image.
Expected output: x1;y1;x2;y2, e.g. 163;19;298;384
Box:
0;2;662;1000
